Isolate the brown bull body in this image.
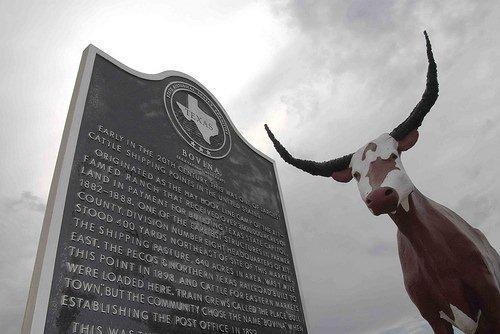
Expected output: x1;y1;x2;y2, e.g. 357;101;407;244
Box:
395;189;500;333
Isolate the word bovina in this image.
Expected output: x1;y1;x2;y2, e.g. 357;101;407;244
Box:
23;46;308;334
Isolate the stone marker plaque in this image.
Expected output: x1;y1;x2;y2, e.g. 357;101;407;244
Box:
23;46;308;334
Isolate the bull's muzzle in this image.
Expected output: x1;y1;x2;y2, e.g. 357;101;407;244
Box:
365;187;399;216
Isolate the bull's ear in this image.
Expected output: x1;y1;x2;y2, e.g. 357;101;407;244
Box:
398;130;419;152
331;168;353;183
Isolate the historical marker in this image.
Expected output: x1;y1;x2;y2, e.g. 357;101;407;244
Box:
23;46;308;334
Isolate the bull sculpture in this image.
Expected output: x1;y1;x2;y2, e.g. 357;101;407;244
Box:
265;32;500;334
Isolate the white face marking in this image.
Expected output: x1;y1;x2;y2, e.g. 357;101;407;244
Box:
439;305;480;334
349;133;414;209
400;197;410;212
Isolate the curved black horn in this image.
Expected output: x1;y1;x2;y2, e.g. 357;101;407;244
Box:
390;31;439;141
264;124;352;176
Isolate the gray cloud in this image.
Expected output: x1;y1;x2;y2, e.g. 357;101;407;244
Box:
1;1;500;333
2;191;46;213
456;193;497;227
378;315;432;334
367;241;394;257
0;192;45;334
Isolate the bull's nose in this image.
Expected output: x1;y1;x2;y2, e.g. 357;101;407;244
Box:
365;187;399;215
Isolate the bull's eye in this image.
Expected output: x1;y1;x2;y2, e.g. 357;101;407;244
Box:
353;171;361;181
390;153;398;159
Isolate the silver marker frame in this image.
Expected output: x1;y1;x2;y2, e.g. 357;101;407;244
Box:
22;45;309;333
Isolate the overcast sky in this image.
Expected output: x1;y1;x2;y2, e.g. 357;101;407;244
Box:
1;1;500;333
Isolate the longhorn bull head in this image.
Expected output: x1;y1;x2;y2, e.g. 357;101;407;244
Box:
265;31;438;216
